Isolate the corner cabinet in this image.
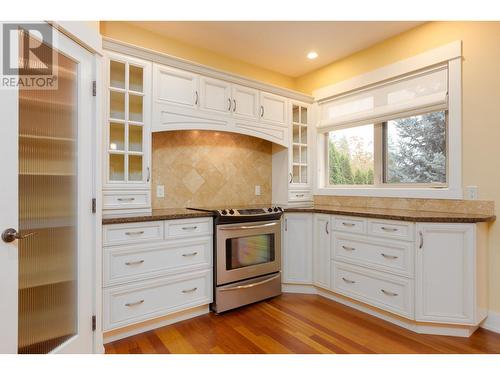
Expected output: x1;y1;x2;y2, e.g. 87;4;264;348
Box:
103;52;152;216
415;223;488;325
282;213;313;284
282;212;490;336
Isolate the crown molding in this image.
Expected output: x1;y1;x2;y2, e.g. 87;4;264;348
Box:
102;37;313;104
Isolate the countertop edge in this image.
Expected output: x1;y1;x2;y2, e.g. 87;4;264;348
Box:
102;211;215;225
102;208;495;225
284;208;496;223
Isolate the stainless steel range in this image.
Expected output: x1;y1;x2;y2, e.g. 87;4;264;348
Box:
188;206;283;313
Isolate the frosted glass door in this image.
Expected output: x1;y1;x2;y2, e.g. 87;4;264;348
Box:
17;34;79;354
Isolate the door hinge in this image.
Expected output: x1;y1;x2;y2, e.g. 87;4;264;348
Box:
92;315;96;331
92;198;96;213
92;81;97;97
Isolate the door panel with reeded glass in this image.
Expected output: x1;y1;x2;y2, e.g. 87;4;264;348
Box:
0;23;94;354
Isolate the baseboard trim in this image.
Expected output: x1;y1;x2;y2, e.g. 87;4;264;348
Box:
103;304;210;344
283;283;479;337
481;310;500;334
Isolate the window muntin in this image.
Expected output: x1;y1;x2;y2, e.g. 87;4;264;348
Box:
384;111;447;185
326;110;447;187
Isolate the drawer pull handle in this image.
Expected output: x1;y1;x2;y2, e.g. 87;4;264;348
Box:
381;289;398;297
125;260;145;266
342;277;356;284
381;253;398;260
381;226;398;232
125;299;144;307
117;197;135;201
342;222;355;227
182;252;198;257
342;245;355;251
182;226;198;231
182;287;198;293
296;194;304;197
125;231;144;236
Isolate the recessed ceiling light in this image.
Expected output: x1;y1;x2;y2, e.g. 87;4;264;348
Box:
307;51;318;60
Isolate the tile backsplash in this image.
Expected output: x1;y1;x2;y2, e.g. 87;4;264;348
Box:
314;195;495;216
152;130;272;209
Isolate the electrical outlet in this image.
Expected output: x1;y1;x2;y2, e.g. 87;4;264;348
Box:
466;186;478;200
255;185;261;196
156;185;165;198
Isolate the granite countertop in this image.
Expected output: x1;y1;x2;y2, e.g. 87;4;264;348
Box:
285;205;496;223
102;208;214;225
102;205;495;225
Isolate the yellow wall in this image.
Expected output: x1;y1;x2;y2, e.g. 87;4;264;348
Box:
100;21;295;90
295;21;500;314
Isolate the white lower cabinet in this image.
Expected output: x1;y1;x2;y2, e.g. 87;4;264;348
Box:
283;213;313;284
283;213;488;334
415;223;487;325
104;270;211;330
332;262;414;319
313;214;331;289
103;217;213;332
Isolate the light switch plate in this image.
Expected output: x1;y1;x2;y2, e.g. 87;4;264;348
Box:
156;185;165;198
465;186;478;200
255;185;261;196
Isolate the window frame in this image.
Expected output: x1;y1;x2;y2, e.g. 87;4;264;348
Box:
325;110;449;189
314;44;462;199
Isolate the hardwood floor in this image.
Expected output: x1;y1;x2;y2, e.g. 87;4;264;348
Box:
105;293;500;354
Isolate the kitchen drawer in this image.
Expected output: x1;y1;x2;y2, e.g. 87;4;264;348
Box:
103;270;212;330
367;219;414;241
288;190;313;202
103;190;151;210
333;233;414;277
165;217;212;239
333;216;366;234
103;221;163;246
332;261;414;319
103;237;212;286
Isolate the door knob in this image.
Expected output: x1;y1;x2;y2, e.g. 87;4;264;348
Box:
2;228;35;243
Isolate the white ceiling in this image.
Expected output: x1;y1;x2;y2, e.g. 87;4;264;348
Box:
129;21;424;77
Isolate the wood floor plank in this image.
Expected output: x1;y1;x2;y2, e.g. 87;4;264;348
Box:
104;293;500;354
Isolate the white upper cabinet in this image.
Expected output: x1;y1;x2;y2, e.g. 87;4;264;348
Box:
199;77;232;115
415;223;481;325
260;91;288;126
283;213;313;284
154;65;199;109
105;52;152;190
313;214;331;289
232;84;259;121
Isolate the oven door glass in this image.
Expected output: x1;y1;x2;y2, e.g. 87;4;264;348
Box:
226;234;275;270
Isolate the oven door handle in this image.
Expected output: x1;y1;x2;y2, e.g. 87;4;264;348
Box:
219;222;278;230
218;273;281;291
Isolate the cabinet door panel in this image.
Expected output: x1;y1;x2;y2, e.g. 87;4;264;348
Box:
199;77;232;115
260;91;287;126
154;64;198;109
415;223;475;324
313;214;331;289
283;214;313;283
232;84;259;120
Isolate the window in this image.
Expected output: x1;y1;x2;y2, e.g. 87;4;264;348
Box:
327;110;447;187
384;111;446;185
328;124;374;185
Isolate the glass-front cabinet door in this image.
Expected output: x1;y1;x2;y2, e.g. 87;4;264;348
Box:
290;103;309;186
105;52;151;188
